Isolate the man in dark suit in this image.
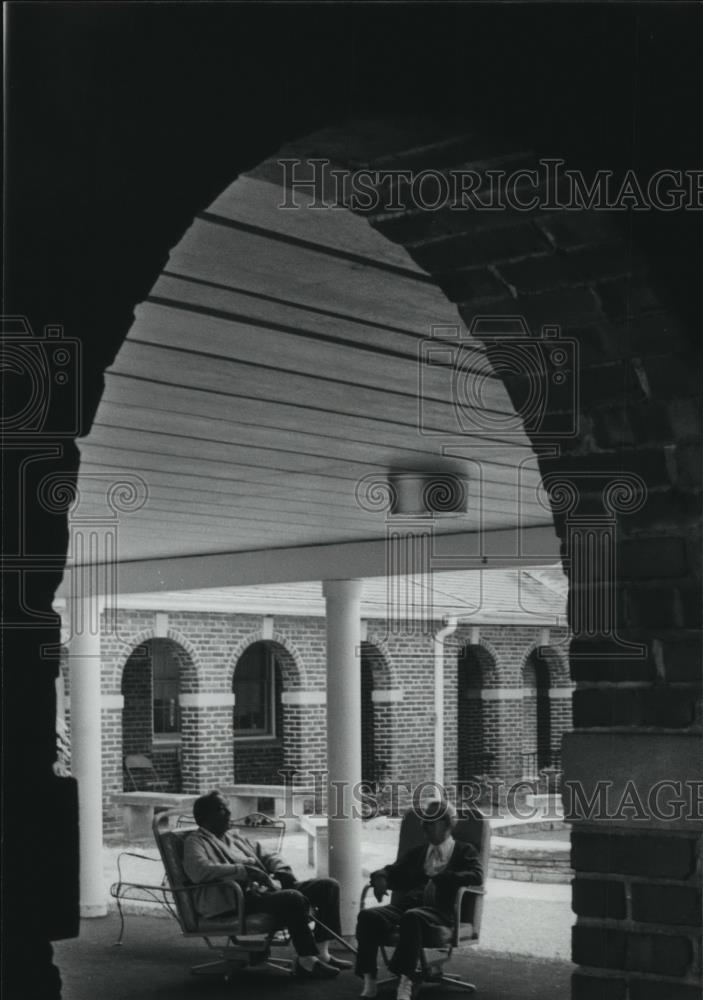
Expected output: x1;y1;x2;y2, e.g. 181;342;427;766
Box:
183;790;351;979
355;800;483;1000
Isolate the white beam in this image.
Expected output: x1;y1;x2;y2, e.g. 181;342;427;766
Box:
56;525;559;597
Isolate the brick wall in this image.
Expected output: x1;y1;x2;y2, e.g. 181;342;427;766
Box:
361;657;375;784
356;124;701;998
84;607;574;833
102;708;123;836
152;745;181;789
181;705;234;792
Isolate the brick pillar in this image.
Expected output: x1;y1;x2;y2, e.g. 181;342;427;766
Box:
101;696;124;837
443;644;459;789
484;691;524;786
370;690;403;813
179;693;235;793
280;693;327;810
548;687;573;766
558;486;702;1000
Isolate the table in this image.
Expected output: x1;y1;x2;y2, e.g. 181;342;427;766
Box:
111;792;199;840
220;784;316;830
299;815;328;876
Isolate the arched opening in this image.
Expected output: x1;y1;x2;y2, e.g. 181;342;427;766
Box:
360;640;392;790
121;637;191;791
457;644;498;781
521;650;552;779
231;640;284;784
360;654;375;787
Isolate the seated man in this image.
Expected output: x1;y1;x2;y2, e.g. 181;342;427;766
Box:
355;800;483;1000
183;790;352;978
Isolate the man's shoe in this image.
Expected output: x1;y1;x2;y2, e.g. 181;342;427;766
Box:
294;959;340;979
324;954;353;970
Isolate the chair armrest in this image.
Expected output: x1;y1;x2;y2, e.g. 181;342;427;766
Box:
360;879;391;912
173;879;247;934
452;884;486;946
457;885;486;897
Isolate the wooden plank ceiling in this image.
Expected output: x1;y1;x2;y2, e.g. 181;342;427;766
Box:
78;171;551;564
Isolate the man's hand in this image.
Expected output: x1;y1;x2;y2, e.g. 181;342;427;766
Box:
245;866;277;890
370;873;388;903
273;870;297;889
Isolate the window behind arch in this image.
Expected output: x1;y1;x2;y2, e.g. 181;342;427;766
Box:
233;642;276;738
152;639;181;738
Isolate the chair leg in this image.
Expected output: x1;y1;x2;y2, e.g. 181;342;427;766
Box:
376;974;398;989
438;973;477;993
191;959;242;977
266;956;294;973
112;895;126;946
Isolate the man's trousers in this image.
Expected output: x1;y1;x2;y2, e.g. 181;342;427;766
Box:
355;901;452;978
249;877;342;957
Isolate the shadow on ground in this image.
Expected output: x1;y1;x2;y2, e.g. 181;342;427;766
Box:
55;915;573;1000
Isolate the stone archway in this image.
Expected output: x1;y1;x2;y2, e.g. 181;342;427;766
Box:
520;642;573;778
230;639;285;785
521;650;552;777
228;632;313;787
456;641;501;782
120;636;195;792
360;640;395;790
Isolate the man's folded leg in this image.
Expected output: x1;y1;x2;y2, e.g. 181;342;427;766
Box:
295;877;353;967
251;888;339;978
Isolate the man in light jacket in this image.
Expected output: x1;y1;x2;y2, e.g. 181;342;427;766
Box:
183;790;350;979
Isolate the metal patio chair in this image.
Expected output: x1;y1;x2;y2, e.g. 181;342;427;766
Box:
359;806;490;995
123;753;168;792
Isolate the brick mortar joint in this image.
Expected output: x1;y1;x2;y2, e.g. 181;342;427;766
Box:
576;915;701;935
575;682;699;690
575;966;703;986
575;873;703;888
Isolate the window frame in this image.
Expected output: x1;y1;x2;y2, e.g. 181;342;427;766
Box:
233;644;278;741
152;639;182;743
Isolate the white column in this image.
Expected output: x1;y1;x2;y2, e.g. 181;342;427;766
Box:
68;595;107;917
323;578;363;935
433;617;457;787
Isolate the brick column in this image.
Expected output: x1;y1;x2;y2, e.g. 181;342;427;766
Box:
558;485;702;1000
485;690;525;786
101;695;124;837
548;687;573;765
370;689;403;813
281;691;327;810
179;693;235;793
